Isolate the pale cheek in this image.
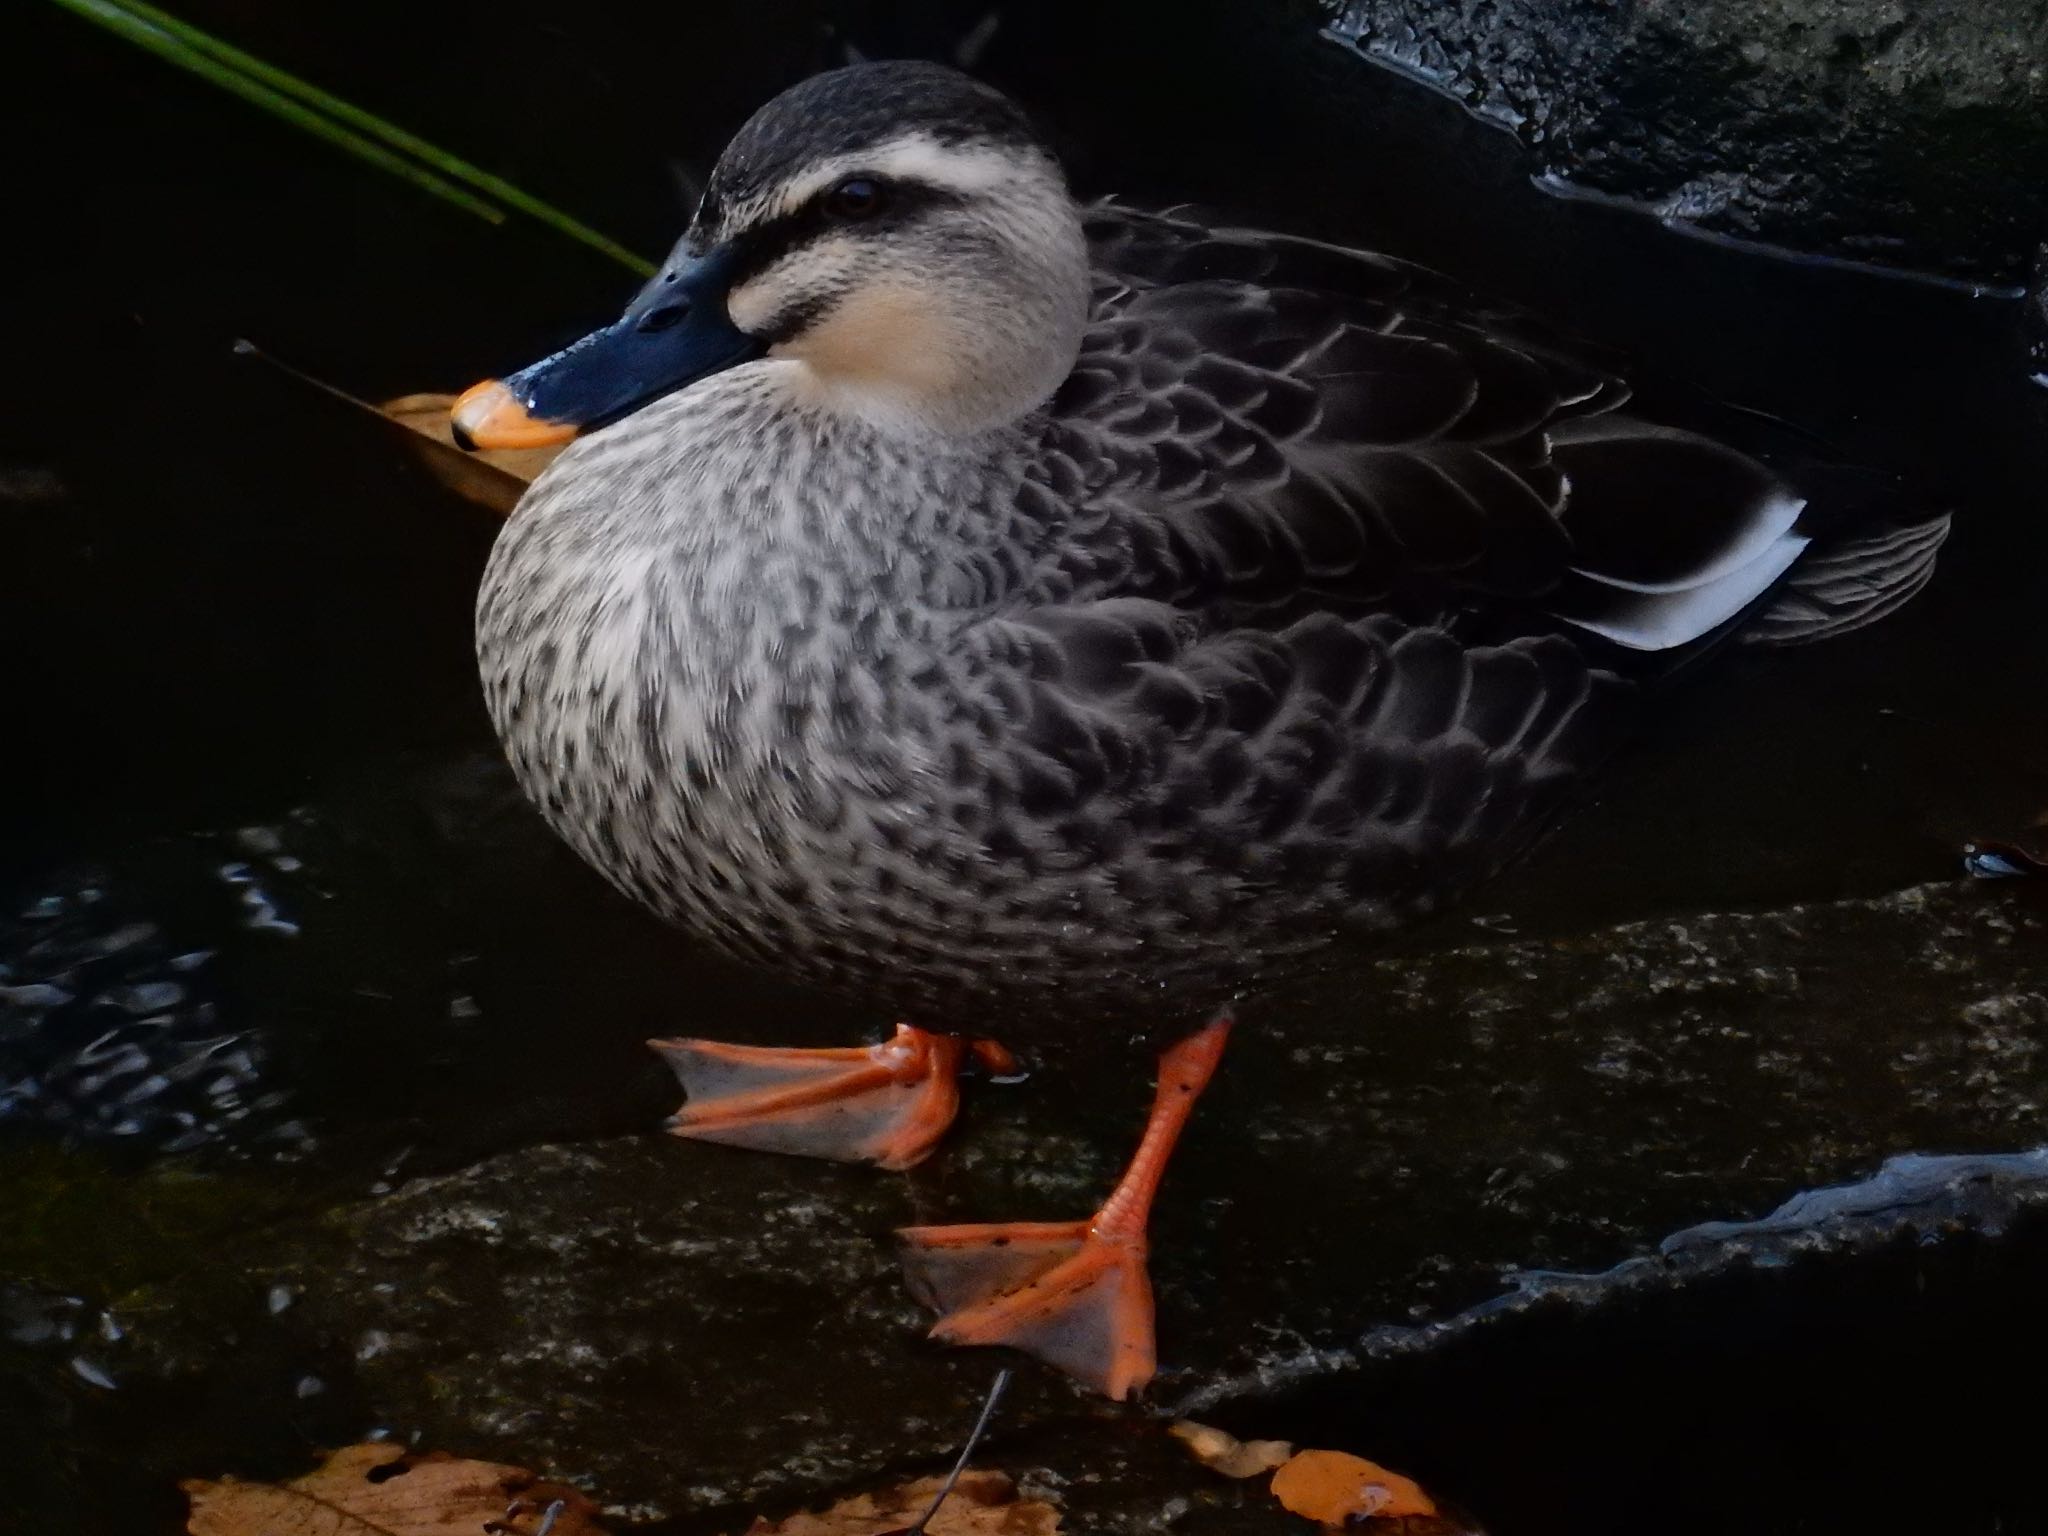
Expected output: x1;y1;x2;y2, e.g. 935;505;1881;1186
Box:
777;287;969;401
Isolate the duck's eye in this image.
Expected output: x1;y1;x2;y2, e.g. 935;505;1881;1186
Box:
823;178;886;221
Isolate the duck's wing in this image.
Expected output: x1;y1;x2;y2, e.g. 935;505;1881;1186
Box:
933;208;1943;920
1040;203;1941;656
948;594;1635;922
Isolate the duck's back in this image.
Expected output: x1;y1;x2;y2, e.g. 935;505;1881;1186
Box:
873;206;1947;1021
1052;206;1943;650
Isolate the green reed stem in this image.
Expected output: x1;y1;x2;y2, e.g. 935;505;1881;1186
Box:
46;0;658;275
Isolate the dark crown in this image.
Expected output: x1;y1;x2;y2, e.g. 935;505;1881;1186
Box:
707;61;1048;212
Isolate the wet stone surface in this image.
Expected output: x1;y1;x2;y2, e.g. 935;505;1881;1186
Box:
1324;0;2048;284
73;876;2045;1526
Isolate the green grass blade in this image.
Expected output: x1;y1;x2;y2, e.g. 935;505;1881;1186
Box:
47;0;658;275
107;0;658;276
47;0;507;224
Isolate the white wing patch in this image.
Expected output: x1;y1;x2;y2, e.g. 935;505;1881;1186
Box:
1563;528;1811;651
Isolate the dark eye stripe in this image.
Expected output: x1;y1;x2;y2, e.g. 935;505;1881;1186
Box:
724;178;968;291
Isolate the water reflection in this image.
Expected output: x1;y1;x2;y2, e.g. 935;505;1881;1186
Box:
0;860;306;1158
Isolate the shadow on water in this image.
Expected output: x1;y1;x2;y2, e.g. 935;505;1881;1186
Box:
1184;1213;2048;1536
4;1;2047;1530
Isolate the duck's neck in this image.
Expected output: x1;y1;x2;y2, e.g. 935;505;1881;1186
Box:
523;361;1035;606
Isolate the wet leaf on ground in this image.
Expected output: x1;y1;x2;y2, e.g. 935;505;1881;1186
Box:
1174;1427;1465;1532
1269;1449;1441;1528
1169;1420;1295;1480
181;1441;606;1535
738;1469;1058;1534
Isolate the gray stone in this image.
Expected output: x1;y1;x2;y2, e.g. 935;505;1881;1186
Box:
180;877;2048;1521
1324;0;2048;286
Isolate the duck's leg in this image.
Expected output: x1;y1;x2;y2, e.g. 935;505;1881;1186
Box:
896;1013;1232;1400
651;1024;1011;1171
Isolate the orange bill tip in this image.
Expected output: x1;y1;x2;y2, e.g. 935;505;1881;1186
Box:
450;379;581;451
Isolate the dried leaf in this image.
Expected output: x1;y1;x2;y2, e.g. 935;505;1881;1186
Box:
381;392;562;514
232;341;542;518
1169;1420;1295;1480
1270;1449;1438;1527
740;1469;1058;1535
182;1441;607;1536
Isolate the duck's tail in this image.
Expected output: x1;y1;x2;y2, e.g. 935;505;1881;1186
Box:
1539;394;1950;657
1742;462;1950;646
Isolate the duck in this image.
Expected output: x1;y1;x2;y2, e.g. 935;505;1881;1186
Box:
455;58;1948;1400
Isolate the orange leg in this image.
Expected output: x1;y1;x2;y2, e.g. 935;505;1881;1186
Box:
897;1013;1232;1400
651;1023;987;1171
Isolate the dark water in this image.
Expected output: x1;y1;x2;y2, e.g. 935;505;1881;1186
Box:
5;1;2047;1530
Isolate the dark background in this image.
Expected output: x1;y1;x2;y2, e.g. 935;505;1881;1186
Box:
5;2;2048;1531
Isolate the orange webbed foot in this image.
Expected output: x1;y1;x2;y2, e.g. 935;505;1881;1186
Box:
898;1219;1156;1400
651;1023;965;1170
895;1013;1233;1400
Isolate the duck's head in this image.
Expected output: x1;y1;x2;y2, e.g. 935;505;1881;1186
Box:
454;60;1089;447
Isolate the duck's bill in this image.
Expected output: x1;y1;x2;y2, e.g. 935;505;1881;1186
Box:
451;247;763;452
449;377;583;450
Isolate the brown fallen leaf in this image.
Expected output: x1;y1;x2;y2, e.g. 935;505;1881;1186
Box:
182;1441;606;1536
1270;1449;1439;1527
232;341;547;518
1169;1420;1296;1480
740;1469;1059;1535
380;391;563;514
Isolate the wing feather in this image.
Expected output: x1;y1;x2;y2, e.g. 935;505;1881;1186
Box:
940;204;1944;923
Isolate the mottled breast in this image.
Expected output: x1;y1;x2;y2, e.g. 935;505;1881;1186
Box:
474;368;1118;1017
